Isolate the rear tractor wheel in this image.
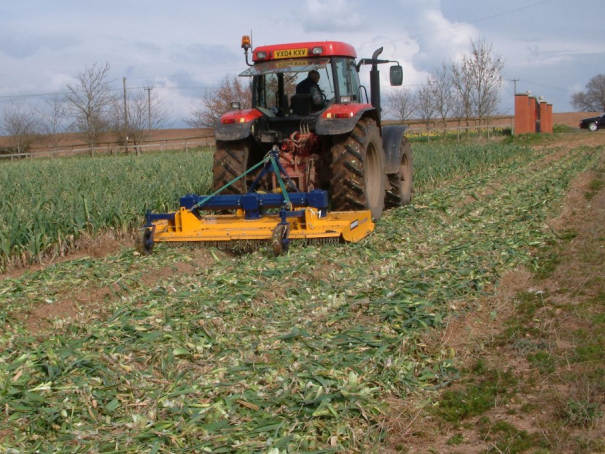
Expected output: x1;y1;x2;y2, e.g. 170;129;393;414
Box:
330;118;386;220
212;140;250;194
385;136;413;207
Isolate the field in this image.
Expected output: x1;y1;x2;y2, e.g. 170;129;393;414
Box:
0;131;604;452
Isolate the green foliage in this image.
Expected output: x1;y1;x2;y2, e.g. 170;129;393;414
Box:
585;177;604;200
562;400;603;427
502;133;546;145
573;344;604;363
553;124;575;133
480;420;547;453
446;433;464;445
406;126;512;143
434;367;517;424
534;246;562;279
0;150;213;270
412;141;532;191
526;351;556;374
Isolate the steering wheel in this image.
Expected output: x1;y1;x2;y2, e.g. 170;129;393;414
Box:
319;89;328;106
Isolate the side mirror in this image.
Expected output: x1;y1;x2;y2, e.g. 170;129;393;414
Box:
390;65;403;86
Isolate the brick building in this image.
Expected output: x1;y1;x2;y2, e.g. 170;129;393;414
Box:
515;92;553;134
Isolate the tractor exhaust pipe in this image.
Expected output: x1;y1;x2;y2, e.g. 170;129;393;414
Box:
369;47;383;114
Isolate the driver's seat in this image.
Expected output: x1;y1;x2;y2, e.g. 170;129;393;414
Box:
290;94;312;116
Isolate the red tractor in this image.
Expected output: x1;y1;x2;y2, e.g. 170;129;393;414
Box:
213;37;412;220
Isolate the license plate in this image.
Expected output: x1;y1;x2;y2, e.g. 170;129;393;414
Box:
274;48;308;59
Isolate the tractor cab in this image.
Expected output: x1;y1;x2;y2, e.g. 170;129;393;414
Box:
239;43;362;118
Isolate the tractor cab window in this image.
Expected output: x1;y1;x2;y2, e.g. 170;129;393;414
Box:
241;58;335;116
254;72;285;111
333;57;361;102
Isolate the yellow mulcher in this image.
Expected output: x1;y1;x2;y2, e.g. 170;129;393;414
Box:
143;148;374;256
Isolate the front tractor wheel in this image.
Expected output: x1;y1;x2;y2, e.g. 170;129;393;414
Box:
212;140;250;194
330;118;386;220
385;137;413;207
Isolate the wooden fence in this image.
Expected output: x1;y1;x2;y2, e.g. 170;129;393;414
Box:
1;120;519;160
0;138;213;161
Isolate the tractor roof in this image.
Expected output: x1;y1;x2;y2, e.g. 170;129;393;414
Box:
252;41;356;62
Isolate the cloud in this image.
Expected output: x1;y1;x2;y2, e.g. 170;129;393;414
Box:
152;76;206;127
168;43;240;67
134;41;162;54
302;0;364;32
407;7;478;69
0;32;79;59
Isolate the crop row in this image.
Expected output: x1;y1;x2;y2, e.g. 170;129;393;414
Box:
0;142;532;271
0;151;213;271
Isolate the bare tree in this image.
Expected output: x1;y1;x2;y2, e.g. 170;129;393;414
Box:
450;91;466;128
110;89;171;150
416;85;435;131
451;39;504;127
427;63;456;130
186;75;251;128
38;93;68;152
468;39;504;124
65;62;117;153
1;99;40;154
385;88;417;122
571;74;605;112
451;57;473;128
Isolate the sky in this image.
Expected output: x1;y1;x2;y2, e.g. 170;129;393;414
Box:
1;0;603;129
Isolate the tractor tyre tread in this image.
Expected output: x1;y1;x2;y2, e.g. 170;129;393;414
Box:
330;118;386;220
212;140;250;194
385;137;413;208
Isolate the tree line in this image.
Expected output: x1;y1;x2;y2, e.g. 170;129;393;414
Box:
0;63;170;155
384;39;504;130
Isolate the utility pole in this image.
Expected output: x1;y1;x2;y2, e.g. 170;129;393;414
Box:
144;86;153;140
508;79;519;134
509;78;519;95
123;77;129;153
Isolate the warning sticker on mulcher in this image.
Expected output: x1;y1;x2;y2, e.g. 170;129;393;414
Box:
350;220;359;230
